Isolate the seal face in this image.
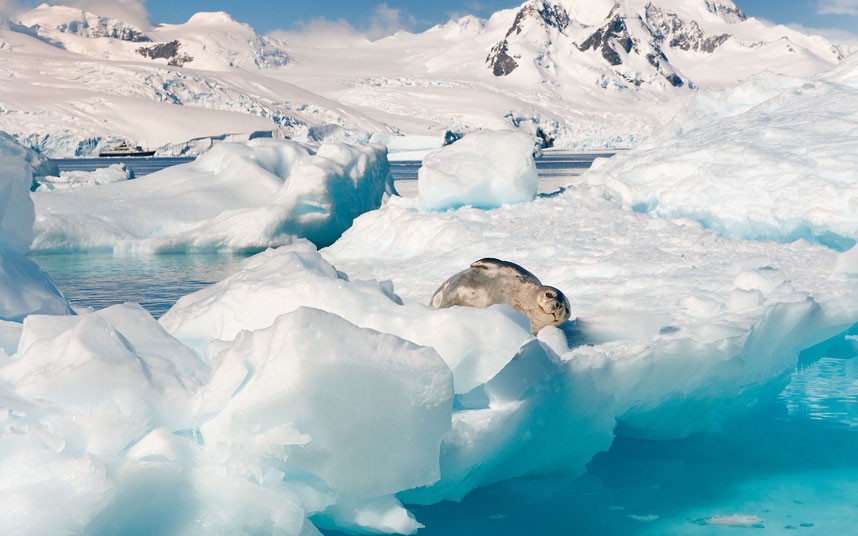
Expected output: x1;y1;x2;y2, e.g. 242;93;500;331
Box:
430;258;571;334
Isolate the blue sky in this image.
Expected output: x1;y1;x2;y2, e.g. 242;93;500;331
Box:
148;0;858;38
26;1;858;39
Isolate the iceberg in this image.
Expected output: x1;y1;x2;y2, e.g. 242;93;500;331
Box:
31;138;395;253
418;130;538;211
0;133;71;320
585;55;858;249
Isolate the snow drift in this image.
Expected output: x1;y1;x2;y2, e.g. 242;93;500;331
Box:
31;138;395;253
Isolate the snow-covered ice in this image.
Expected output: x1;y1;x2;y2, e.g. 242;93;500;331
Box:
160;242;533;394
31;138;395;252
585;54;858;250
36;163;132;191
418;130;538;211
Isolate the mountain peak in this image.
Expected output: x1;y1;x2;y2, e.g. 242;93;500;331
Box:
19;4;150;42
506;0;571;37
185;11;241;27
703;0;745;23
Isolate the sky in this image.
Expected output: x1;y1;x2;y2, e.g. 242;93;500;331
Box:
16;0;858;41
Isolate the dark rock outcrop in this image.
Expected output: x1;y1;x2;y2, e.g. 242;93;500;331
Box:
645;3;729;53
54;16;151;42
578;7;633;66
137;40;193;67
486;40;519;76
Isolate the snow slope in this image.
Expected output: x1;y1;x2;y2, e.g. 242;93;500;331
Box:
279;0;844;148
0;7;387;157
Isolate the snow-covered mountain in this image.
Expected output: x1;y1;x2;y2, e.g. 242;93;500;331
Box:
481;0;839;90
0;1;849;156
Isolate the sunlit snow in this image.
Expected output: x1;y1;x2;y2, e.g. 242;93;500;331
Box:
31;138;394;252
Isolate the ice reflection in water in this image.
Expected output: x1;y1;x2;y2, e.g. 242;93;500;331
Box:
781;355;858;427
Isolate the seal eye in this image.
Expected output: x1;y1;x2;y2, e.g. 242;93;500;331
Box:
545;291;555;299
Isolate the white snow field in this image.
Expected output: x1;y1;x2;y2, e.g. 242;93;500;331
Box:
585;53;858;250
31;138;395;252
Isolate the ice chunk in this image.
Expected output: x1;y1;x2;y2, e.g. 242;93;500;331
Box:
702;514;765;527
418;130;537;211
0;319;21;355
833;243;858;279
32;138;395;253
161;241;533;393
4;303;205;456
0;245;72;321
325;162;858;498
0;135;36;253
0;132;72;321
316;495;423;535
405;339;616;504
37;163;132;191
195;307;454;500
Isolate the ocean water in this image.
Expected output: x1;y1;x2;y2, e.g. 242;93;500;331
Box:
29;251;249;318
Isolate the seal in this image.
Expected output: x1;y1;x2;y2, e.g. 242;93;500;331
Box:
430;258;570;334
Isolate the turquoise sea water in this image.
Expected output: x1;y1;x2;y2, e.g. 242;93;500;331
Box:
406;328;858;535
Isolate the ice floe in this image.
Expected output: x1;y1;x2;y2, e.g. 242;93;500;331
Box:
31;138;395;253
585;54;858;250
